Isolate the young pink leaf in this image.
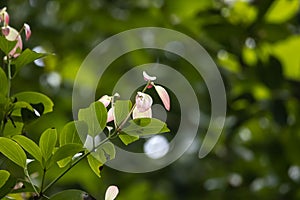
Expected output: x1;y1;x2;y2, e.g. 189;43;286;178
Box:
105;185;119;200
107;107;114;123
1;27;9;36
135;92;153;112
154;85;170;111
98;95;112;107
143;71;156;81
4;11;9;25
0;8;9;25
24;23;31;41
133;107;152;119
5;26;22;57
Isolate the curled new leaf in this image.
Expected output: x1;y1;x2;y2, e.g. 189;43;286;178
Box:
154;85;170;111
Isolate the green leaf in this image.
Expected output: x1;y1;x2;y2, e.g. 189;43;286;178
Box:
78;101;107;137
12;135;43;164
87;154;103;178
12;48;47;78
50;189;94;200
39;128;57;162
60;121;84;146
13;92;53;115
0;173;16;199
91;142;115;163
0;170;10;188
119;132;139;145
0;137;27;168
57;157;72;168
0;36;17;55
272;36;300;81
114;100;132;126
3;120;23;136
0;67;8;95
12;101;34;112
122;118;170;136
265;0;299;23
51;144;82;165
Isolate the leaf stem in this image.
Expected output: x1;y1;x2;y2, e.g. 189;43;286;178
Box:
24;168;39;195
40;168;46;193
41;136;111;195
7;58;11;98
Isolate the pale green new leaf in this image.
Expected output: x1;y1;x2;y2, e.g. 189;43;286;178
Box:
0;170;10;188
87;154;103;178
13;92;54;115
114;100;132;126
51;144;82;165
12;135;43;164
39;128;57;162
91;142;115;164
60;121;84;146
119;132;139;145
3;121;23;136
122;118;170;136
0;172;16;199
78;101;107;137
57;157;72;168
0;137;27;168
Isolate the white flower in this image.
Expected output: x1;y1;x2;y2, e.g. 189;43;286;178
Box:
105;185;119;200
143;71;156;81
98;95;112;107
135;92;152;112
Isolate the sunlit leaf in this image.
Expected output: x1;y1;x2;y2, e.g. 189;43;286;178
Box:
114;100;132;126
39;128;57;163
119;132;139;145
12;101;34;112
3;120;23;136
51;144;82;165
12;135;43;164
272;36;300;81
0;173;16;199
60;121;84;146
57;157;72;168
122;118;170;136
13;92;54;115
91;142;115;164
265;0;299;23
87;154;103;178
78;101;107;137
0;170;10;188
0;137;27;168
12;48;47;78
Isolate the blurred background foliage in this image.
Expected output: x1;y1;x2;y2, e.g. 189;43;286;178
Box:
1;0;300;199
